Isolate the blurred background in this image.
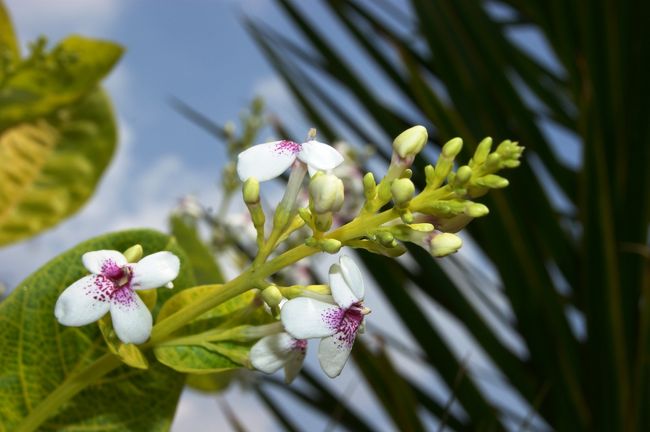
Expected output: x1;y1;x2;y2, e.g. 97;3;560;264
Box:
1;0;648;431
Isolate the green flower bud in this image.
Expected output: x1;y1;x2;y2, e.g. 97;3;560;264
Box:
424;165;436;186
466;203;489;218
243;177;260;204
475;174;509;189
321;238;342;254
123;244;143;263
309;173;345;214
261;285;283;308
442;138;463;158
393;125;428;158
455;165;473;186
363;172;377;200
430;232;463;257
473;137;493;165
391;178;415;206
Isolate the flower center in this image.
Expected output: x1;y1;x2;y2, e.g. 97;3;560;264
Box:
273;140;302;155
101;260;133;294
292;339;307;353
322;302;365;349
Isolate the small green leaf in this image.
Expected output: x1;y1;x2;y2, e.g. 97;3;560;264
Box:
0;89;117;245
154;287;273;373
0;229;195;430
186;370;237;393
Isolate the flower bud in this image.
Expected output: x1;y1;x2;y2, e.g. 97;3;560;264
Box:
393;125;428;158
123;244;143;263
391;178;415;207
309;173;344;214
430;232;463;257
320;238;342;254
442;138;463;158
243;177;260;204
466;203;489;218
262;285;283;308
363;172;377;200
473;137;492;165
455;166;472;186
475;174;509;189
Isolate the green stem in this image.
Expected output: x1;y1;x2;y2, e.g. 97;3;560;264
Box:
16;353;122;432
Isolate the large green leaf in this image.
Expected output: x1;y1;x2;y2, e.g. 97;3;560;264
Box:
0;89;117;245
0;35;123;131
0;229;196;431
0;0;19;63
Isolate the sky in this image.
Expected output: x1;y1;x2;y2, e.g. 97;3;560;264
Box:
0;0;567;430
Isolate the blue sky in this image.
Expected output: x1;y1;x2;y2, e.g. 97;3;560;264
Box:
0;1;566;430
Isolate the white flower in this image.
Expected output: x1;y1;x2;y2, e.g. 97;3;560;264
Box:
54;250;180;344
281;255;369;378
249;332;307;383
236;140;344;182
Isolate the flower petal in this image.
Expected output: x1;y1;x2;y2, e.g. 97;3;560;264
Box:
298;140;344;171
318;332;355;378
82;250;127;277
250;332;304;377
237;140;299;181
329;263;359;309
340;255;364;300
110;288;153;344
130;251;180;290
54;275;112;326
281;297;340;339
284;348;306;384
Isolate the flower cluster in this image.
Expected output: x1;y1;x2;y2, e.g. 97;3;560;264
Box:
250;255;368;381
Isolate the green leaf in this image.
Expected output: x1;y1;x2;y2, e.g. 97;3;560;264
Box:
0;229;196;430
186;370;237;393
154;287;273;373
0;89;117;245
0;0;19;62
170;214;225;284
0;35;123;131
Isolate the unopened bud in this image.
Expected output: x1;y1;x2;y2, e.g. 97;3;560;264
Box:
243;177;260;204
261;286;283;308
476;174;509;189
393;125;428;158
123;244;143;263
309;173;344;214
320;238;342;254
466;203;489;218
376;231;396;247
442;138;463;158
363;172;377;200
473;137;492;165
391;178;415;206
455;166;472;186
430;232;463;257
424;165;435;186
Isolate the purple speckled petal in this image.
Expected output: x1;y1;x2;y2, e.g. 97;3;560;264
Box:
281;297;340;339
130;251;180;290
82;250;127;277
297;140;344;171
54;275;112;326
236;140;299;182
318;333;354;378
109;288;152;344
